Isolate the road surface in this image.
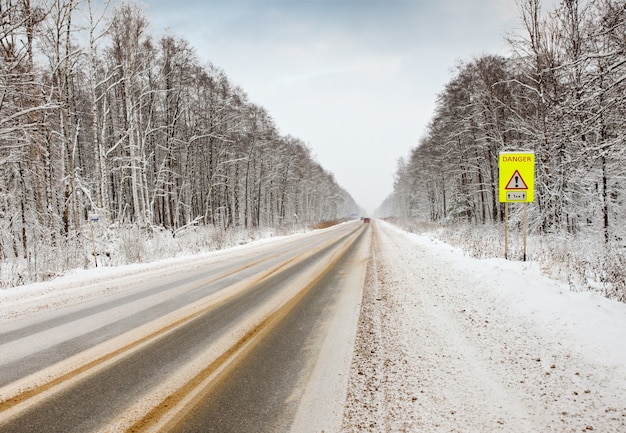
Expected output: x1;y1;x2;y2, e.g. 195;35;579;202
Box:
0;221;370;433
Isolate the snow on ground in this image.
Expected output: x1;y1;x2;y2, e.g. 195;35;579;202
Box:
341;220;626;432
0;231;312;325
1;220;626;432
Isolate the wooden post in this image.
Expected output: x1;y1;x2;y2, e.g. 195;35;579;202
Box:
504;202;509;260
91;220;98;267
90;215;98;268
523;202;528;262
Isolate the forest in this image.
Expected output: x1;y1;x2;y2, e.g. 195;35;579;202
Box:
0;0;361;286
380;0;626;301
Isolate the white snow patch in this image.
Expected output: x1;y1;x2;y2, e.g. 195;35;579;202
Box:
341;220;626;432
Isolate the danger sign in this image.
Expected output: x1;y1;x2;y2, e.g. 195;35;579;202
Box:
499;152;534;202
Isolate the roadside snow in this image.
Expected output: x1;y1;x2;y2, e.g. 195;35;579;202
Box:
341;220;626;432
0;231;310;325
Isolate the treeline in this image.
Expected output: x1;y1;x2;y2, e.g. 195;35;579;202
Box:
383;0;626;241
380;0;626;300
0;0;358;283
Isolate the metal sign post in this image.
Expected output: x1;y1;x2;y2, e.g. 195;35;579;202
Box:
499;152;535;261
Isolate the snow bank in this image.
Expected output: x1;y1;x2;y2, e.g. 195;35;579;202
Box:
342;221;626;432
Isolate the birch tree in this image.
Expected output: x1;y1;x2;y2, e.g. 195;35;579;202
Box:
107;1;153;225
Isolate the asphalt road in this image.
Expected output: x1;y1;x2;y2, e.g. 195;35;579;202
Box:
170;223;370;432
0;221;370;433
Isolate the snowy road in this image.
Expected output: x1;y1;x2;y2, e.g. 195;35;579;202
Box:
1;220;625;432
0;222;368;432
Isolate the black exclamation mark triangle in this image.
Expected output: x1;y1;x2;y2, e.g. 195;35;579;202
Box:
505;170;528;190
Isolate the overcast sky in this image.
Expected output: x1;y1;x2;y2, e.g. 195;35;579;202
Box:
131;0;527;214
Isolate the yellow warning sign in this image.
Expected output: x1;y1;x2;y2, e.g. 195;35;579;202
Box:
499;152;534;202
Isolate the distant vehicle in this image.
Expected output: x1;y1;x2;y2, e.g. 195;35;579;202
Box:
363;218;371;223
